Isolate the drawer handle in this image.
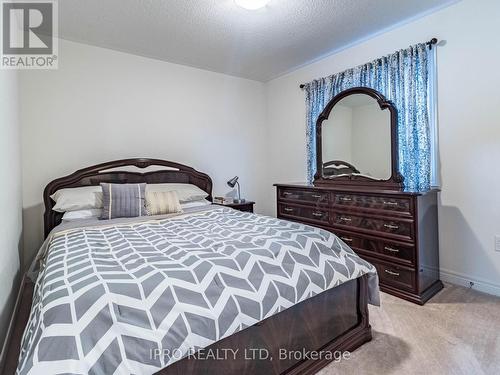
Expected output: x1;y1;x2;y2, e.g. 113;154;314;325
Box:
383;224;399;230
312;212;324;217
340;216;352;222
340;197;352;202
341;237;353;243
383;201;398;206
284;207;294;212
384;246;400;253
311;194;322;198
384;269;400;277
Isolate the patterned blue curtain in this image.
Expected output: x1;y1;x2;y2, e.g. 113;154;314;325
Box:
304;43;433;192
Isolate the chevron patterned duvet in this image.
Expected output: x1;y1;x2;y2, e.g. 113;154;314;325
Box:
17;207;378;375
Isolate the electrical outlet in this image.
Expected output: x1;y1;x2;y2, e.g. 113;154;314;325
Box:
495;235;500;252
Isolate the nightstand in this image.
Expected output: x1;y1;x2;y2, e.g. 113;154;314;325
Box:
214;201;255;213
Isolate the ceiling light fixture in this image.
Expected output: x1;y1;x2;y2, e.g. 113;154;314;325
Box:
235;0;270;10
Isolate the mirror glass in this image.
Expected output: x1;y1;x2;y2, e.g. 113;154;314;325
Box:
321;93;392;180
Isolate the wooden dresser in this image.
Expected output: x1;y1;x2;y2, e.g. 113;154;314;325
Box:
274;183;443;304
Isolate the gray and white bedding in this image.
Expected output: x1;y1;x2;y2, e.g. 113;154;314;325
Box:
17;206;379;375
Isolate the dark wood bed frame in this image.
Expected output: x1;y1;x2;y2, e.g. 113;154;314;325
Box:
43;158;214;237
3;158;372;375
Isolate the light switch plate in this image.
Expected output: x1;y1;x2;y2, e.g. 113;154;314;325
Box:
495;235;500;252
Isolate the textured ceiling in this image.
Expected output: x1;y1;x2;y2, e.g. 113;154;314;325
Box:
58;0;457;81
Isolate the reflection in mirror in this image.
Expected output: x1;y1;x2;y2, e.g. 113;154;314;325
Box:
322;93;391;180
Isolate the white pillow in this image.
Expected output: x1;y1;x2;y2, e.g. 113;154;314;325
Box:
146;183;208;203
180;199;212;209
62;209;102;222
51;183;208;212
51;186;103;212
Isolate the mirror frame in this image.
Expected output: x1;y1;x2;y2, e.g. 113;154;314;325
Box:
314;87;403;190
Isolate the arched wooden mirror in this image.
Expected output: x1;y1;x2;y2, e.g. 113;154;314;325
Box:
314;87;403;190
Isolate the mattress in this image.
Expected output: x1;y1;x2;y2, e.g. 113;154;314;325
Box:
17;206;379;374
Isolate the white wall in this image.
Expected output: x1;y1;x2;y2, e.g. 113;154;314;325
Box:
266;0;500;294
351;103;392;179
0;70;22;348
322;105;352;162
20;39;267;268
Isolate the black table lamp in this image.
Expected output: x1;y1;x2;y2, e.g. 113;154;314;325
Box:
227;176;245;203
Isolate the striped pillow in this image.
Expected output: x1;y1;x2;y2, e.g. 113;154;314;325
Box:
100;183;146;220
146;190;182;216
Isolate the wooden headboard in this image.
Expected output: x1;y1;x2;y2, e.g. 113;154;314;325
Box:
43;158;213;237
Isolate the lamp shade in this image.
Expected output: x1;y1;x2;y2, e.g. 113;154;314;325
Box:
227;176;239;188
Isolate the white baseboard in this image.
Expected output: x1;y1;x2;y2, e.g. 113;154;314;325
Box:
440;268;500;297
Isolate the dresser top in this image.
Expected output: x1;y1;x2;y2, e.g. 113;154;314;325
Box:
274;182;439;196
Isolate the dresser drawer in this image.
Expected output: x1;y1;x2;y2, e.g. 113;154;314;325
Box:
364;256;416;292
332;212;414;241
278;188;329;205
335;231;415;266
334;193;412;215
278;203;329;224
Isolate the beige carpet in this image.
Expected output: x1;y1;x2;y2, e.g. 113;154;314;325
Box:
319;283;500;375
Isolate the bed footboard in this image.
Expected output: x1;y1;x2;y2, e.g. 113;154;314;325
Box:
159;275;371;375
3;275;371;375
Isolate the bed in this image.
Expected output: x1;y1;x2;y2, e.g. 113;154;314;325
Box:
9;158;379;375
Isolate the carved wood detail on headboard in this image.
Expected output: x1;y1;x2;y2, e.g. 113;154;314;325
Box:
43;158;213;238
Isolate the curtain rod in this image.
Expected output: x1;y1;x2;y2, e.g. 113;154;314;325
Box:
299;37;438;89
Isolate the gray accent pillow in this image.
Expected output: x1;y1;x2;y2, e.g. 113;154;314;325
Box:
100;183;146;220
